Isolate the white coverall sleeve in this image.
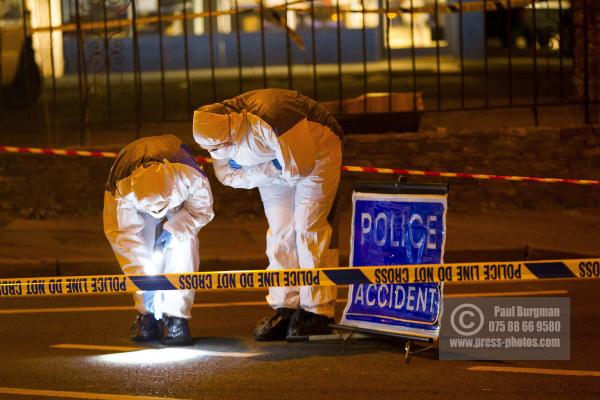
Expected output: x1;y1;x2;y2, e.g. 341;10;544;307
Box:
164;167;215;240
213;158;282;189
103;191;151;276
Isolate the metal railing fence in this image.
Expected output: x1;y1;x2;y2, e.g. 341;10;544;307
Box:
0;0;595;145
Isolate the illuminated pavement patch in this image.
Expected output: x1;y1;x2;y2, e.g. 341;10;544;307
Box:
51;343;262;364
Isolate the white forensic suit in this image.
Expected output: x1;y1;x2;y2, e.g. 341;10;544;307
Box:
103;135;214;319
193;89;343;318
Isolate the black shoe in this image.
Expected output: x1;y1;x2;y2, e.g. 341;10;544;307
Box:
160;315;194;346
254;308;296;341
287;309;334;338
130;313;160;342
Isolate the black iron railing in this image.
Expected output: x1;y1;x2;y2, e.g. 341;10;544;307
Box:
0;0;595;145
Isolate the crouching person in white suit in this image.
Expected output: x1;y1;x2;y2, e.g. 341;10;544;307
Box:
193;89;343;341
104;135;214;346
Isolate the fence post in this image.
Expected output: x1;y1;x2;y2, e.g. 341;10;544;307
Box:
574;0;599;124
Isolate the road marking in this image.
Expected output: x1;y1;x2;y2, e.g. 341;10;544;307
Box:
0;290;568;315
469;366;600;378
52;344;261;358
0;386;188;399
445;289;568;298
51;344;141;352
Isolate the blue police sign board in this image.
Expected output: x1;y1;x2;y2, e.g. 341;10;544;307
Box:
341;188;447;340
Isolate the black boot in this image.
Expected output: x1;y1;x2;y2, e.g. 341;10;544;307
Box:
160;315;194;346
254;308;296;341
130;313;160;342
287;309;334;339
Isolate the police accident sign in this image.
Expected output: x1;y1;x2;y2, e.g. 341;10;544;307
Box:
341;191;447;340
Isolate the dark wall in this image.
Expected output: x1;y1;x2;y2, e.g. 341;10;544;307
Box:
1;125;599;223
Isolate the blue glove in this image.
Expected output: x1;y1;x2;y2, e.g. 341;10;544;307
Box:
272;159;282;170
154;230;172;250
229;159;242;170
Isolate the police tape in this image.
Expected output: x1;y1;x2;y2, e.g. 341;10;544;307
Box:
1;144;598;186
0;145;213;164
0;145;118;158
1;258;598;298
341;165;600;185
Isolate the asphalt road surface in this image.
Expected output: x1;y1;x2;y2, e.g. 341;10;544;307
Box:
0;278;598;400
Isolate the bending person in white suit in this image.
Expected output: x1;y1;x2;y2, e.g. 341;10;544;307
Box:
193;89;343;340
104;135;214;346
